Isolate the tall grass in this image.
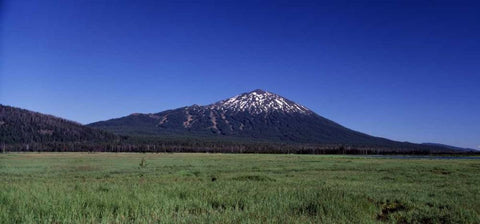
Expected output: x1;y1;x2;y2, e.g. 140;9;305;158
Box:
0;153;479;223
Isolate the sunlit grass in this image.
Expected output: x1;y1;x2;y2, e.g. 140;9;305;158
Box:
1;153;479;223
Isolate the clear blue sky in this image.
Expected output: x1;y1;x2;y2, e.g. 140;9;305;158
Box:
1;0;479;149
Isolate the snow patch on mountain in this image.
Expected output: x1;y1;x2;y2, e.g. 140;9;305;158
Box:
208;89;312;114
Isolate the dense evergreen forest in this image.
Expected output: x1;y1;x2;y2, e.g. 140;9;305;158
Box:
0;105;118;145
2;135;476;155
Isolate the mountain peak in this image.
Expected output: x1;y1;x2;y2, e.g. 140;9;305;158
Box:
209;89;312;114
250;89;267;94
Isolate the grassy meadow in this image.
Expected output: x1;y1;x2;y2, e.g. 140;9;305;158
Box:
0;153;479;223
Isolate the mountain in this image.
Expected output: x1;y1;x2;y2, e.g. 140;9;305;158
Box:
0;105;117;144
0;94;470;153
88;89;417;148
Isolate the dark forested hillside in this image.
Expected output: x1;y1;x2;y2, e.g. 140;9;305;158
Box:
0;105;117;144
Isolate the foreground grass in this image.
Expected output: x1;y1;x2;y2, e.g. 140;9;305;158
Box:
0;153;479;223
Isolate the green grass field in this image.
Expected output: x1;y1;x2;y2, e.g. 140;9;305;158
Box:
1;153;479;223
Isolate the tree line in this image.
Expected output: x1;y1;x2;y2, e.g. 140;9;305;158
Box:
2;137;477;155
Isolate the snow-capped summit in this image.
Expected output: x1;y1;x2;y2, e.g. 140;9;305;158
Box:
209;89;312;114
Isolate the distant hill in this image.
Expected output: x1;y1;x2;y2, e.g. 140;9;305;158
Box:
88;89;453;152
0;105;117;144
422;143;476;152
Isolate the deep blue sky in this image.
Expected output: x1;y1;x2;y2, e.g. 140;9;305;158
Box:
1;0;479;148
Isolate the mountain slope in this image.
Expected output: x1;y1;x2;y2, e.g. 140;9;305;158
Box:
422;143;476;152
88;90;408;147
0;105;117;144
